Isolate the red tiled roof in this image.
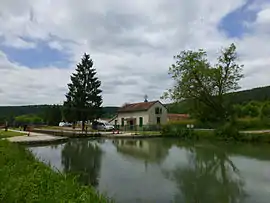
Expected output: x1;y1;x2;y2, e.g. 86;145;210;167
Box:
168;114;190;120
118;101;159;113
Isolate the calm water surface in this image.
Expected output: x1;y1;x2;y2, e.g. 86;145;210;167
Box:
28;138;270;203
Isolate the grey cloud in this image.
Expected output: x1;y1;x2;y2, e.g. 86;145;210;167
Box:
24;83;47;90
124;92;145;100
0;0;270;106
101;76;140;94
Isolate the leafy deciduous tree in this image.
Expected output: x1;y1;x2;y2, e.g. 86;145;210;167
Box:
162;43;244;123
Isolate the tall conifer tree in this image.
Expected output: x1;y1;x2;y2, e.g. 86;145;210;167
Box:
64;53;102;130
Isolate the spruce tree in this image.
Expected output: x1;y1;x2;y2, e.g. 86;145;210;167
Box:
64;53;103;131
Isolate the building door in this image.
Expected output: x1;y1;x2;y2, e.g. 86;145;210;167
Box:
157;117;161;125
129;119;134;130
139;117;143;127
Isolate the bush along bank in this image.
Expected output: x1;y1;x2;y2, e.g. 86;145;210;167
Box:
0;140;109;203
161;122;270;143
168;117;270;131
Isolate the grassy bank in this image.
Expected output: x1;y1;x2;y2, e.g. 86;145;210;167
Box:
0;130;25;138
169;118;270;130
161;123;270;143
0;140;108;202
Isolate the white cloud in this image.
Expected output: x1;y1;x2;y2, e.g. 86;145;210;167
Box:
0;0;270;106
48;41;63;51
2;37;36;49
257;7;270;25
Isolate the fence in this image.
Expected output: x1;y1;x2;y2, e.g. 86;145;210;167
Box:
116;124;162;132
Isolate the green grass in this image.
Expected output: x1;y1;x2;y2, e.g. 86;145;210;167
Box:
138;131;161;136
0;130;25;138
167;118;270;130
161;127;270;143
39;126;71;130
195;129;270;143
38;126;93;132
0;140;109;203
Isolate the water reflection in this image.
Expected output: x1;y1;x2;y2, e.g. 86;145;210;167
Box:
164;144;246;203
113;139;169;164
28;139;270;203
61;139;102;187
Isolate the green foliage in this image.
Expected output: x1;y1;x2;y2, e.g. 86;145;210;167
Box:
161;122;270;143
101;107;118;119
0;130;26;138
240;132;270;143
228;85;270;104
64;53;103;129
14;114;43;125
161;122;197;139
241;102;260;117
165;101;191;114
0;105;118;124
166;86;270;116
162;43;244;123
261;102;270;119
214;123;241;141
0;140;108;203
43;105;63;125
236;118;270;130
232;101;270;130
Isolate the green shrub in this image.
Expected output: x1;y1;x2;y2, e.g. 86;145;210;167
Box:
261;102;270;119
214;123;242;141
242;103;260;117
236;117;270;130
0;140;109;203
161;122;197;139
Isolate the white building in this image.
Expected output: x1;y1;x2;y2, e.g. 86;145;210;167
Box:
110;100;168;129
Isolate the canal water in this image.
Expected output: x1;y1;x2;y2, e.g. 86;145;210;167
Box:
28;138;270;203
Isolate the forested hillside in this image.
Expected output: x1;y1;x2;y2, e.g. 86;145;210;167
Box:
228;86;270;104
0;105;118;124
0;85;270;122
166;85;270;114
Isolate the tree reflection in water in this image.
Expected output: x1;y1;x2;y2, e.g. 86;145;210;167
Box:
61;139;102;187
164;145;246;203
112;139;169;165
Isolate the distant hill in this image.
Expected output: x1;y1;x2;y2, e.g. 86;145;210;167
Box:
228;85;270;104
0;105;49;119
0;105;119;122
0;85;270;120
166;85;270;114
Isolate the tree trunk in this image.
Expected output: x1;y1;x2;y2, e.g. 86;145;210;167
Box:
82;120;85;132
5;121;8;131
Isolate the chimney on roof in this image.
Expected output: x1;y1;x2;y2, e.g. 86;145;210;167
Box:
144;94;148;102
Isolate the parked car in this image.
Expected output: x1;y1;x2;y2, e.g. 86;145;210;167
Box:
92;121;114;131
59;122;65;127
65;122;72;127
59;122;72;127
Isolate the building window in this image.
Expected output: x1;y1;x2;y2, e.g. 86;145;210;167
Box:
121;118;124;126
139;117;143;127
157;117;161;124
155;107;162;114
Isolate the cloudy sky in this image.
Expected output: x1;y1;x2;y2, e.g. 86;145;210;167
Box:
0;0;270;106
